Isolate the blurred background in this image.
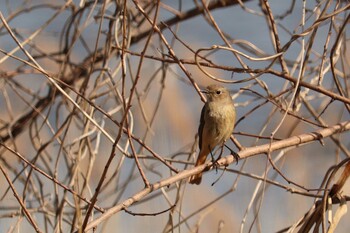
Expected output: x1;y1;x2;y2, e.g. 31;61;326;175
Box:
0;0;349;232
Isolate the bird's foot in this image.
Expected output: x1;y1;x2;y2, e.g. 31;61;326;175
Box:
230;150;240;164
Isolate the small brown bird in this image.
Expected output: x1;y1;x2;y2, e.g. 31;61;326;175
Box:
189;84;236;185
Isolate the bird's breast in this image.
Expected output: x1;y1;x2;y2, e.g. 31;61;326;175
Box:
207;103;235;120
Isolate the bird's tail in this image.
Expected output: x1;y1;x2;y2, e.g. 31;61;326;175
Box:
189;152;207;185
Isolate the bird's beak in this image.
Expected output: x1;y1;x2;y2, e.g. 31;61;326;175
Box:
200;89;209;94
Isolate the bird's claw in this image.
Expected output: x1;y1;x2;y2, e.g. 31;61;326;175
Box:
230;150;240;164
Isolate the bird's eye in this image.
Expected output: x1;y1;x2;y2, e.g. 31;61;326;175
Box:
216;90;222;95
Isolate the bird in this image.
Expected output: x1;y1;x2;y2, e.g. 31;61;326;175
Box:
189;84;237;185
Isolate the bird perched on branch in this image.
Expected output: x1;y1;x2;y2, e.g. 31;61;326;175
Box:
190;84;237;185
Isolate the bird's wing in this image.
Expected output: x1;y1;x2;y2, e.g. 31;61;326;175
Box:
198;104;206;150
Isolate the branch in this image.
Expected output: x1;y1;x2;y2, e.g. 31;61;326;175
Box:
82;120;350;232
131;0;252;44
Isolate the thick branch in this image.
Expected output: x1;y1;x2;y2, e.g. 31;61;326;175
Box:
82;120;350;232
131;0;252;44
